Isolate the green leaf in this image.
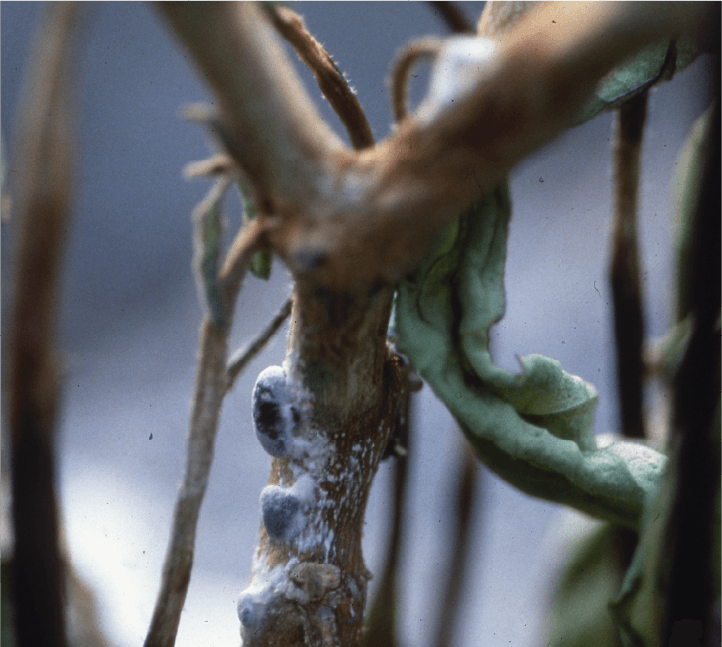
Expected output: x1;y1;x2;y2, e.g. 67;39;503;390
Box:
396;184;666;529
578;39;698;125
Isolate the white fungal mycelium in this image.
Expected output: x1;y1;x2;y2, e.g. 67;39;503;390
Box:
241;361;346;634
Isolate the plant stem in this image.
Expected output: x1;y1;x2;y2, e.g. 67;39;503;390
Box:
428;1;474;34
266;5;374;150
611;92;647;440
226;297;293;393
664;96;720;646
144;221;261;647
430;444;479;647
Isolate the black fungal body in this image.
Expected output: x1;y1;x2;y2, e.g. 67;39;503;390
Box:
261;486;303;541
252;365;300;457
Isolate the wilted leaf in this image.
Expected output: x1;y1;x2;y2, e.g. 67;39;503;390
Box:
396;185;666;529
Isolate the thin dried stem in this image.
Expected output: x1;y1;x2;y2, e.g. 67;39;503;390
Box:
144;318;230;647
266;4;374;150
183;153;236;179
225;297;293;393
428;1;474;34
8;4;85;647
389;38;442;123
145;212;263;647
430;444;479;647
611;93;648;440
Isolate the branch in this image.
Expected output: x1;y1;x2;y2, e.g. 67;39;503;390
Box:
266;5;374;150
145;216;263;647
427;1;474;34
156;2;344;209
665;97;720;645
430;444;479;647
160;2;713;293
225;297;293;394
8;4;85;646
389;38;442;123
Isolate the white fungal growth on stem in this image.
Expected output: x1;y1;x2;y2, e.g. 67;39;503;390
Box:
241;361;351;638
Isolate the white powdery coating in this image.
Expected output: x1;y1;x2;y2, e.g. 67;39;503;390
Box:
237;557;290;628
417;35;497;125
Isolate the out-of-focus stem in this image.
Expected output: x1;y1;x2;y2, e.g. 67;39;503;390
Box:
665;95;720;647
430;445;479;647
611;93;647;440
8;4;85;647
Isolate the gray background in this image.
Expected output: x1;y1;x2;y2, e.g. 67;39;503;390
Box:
2;3;714;646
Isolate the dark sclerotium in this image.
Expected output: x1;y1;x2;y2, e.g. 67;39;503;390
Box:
252;365;300;457
261;487;303;541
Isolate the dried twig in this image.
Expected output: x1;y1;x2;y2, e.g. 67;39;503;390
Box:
144;218;263;647
389;38;442;123
183;153;236;179
610;93;648;440
266;4;374;150
8;4;85;647
226;297;293;393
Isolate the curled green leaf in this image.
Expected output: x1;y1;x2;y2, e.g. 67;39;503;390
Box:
396;184;666;529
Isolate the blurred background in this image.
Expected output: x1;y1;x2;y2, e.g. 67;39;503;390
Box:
1;3;715;646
